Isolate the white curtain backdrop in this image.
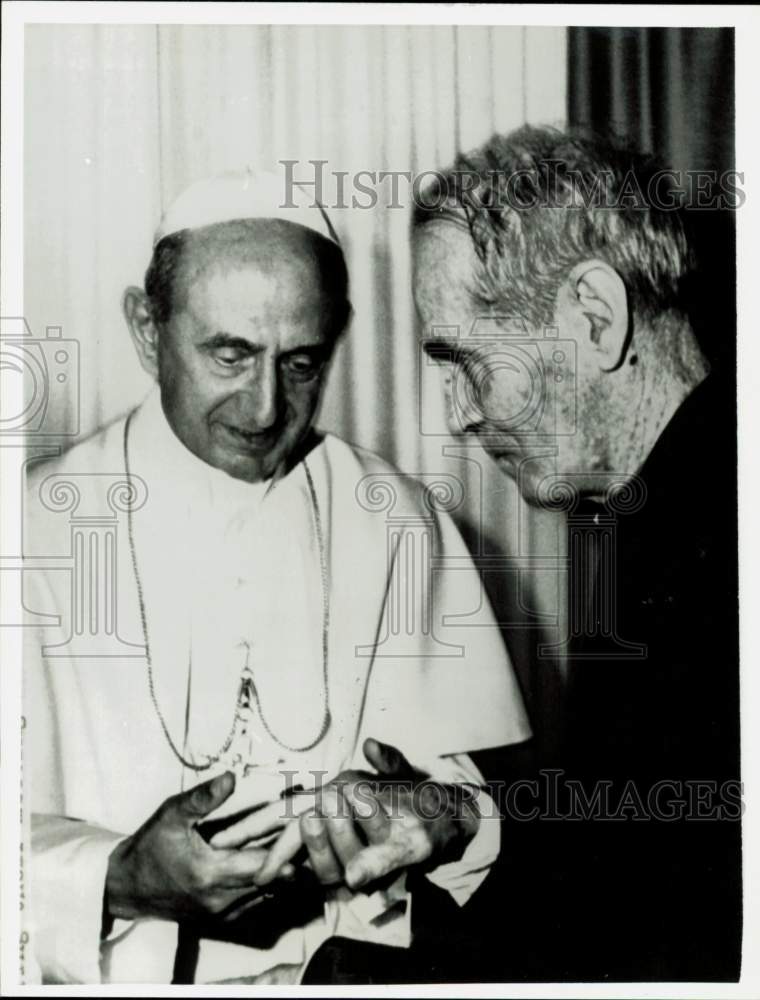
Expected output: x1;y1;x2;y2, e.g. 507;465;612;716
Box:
24;23;568;746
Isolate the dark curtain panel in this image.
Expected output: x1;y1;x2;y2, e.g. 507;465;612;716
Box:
568;27;736;372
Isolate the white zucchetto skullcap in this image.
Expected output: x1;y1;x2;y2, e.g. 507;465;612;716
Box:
154;168;340;248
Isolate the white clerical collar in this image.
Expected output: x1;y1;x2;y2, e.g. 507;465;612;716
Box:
141;387;271;512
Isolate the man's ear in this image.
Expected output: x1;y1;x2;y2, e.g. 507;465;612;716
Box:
567;260;629;372
122;287;161;378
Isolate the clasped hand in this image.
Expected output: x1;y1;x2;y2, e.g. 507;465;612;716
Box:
105;737;479;927
213;738;479;890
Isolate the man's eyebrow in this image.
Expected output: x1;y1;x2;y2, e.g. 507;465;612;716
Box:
201;332;259;352
422;338;477;367
199;334;329;359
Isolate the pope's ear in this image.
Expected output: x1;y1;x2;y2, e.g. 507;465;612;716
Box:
567;260;629;372
123;286;160;378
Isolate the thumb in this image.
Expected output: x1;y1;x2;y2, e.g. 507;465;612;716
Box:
363;737;415;779
175;771;235;821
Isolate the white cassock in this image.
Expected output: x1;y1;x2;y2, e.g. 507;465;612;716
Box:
22;388;531;984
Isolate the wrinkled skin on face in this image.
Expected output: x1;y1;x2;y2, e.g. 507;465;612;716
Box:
412;224;605;506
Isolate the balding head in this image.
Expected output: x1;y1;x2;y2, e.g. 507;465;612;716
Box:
145;218;350;339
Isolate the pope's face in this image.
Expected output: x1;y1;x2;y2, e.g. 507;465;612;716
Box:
156;245;337;482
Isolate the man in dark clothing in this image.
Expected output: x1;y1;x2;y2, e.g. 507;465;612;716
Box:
554;372;741;981
411;125;741;982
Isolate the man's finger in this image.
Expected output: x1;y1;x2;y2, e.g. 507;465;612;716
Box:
321;785;364;866
210;799;291;849
254;817;304;886
210;845;271;888
363;738;416;779
301;811;343;885
344;842;404;889
172;772;236;822
343;781;391;845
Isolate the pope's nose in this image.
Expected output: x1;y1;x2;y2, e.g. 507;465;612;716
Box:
235;365;282;432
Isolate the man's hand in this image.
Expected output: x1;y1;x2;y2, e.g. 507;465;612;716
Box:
252;738;481;891
104;772;294;925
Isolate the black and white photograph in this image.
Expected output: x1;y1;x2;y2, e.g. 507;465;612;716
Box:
1;2;758;993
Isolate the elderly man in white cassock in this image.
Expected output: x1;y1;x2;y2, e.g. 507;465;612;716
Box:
23;171;531;984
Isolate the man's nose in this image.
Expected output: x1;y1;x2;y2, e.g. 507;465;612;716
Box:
238;361;281;430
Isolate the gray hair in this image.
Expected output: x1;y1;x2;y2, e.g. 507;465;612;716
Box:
413;125;694;328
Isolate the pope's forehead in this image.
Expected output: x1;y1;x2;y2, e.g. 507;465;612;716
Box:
180;218;323;275
172;223;335;318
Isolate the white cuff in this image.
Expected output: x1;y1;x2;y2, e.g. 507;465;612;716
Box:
30;815;125;983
